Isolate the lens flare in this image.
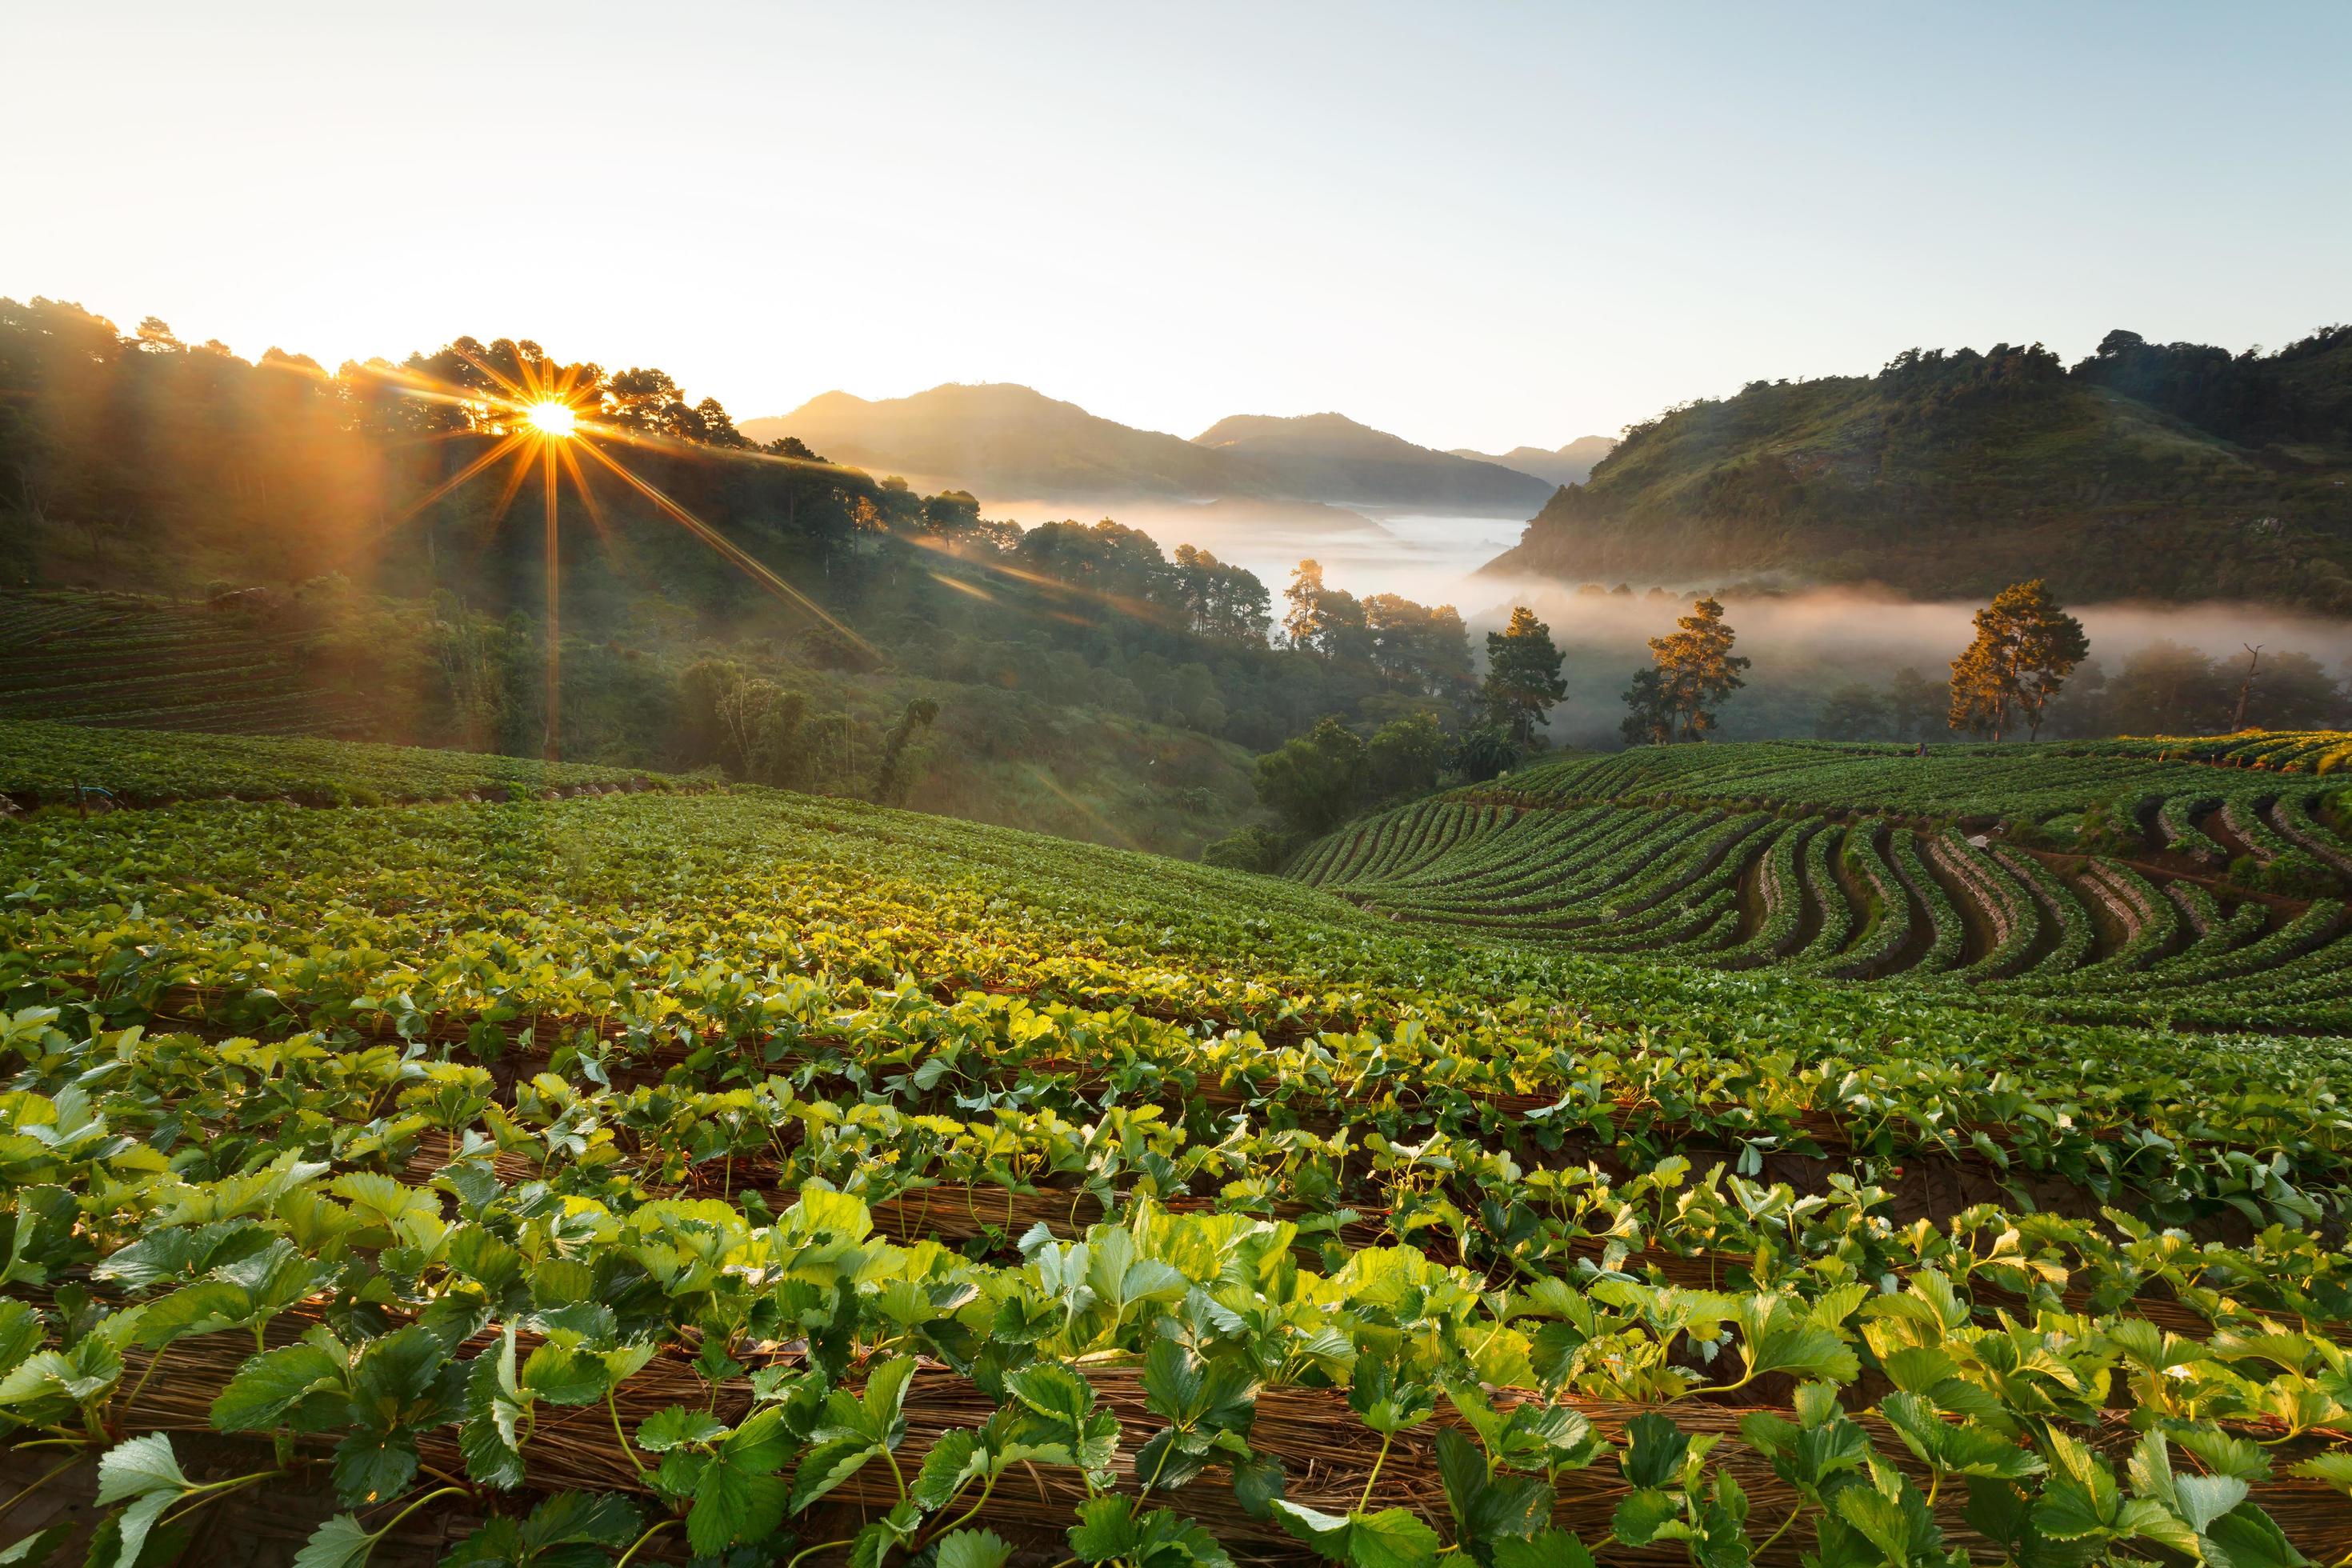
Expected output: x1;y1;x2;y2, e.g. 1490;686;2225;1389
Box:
524;401;577;438
358;343;880;764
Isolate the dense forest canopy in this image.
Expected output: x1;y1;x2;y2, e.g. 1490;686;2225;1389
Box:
1485;324;2352;608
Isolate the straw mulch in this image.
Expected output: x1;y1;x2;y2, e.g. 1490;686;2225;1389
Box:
106;1326;2352;1566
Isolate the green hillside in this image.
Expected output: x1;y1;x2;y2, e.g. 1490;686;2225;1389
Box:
1485;331;2352;608
0;590;371;736
1291;737;2352;1034
0;302;1492;858
6;726;2352;1565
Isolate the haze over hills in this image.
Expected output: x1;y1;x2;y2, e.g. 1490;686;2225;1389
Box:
742;384;1551;517
745;383;1246;505
1190;411;1554;513
1449;434;1617;488
1482;327;2352;612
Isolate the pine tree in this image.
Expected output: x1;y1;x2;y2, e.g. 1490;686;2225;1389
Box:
1481;606;1568;746
1281;560;1327;650
1642;597;1751;741
1946;579;2089;740
1281;559;1370;661
1619;667;1676;746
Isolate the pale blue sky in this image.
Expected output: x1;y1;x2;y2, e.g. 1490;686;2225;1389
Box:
6;2;2347;452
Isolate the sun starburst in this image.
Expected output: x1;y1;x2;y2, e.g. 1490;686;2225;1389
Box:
523;400;577;438
347;340;873;762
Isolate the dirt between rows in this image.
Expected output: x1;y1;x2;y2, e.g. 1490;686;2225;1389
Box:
15;1312;2345;1568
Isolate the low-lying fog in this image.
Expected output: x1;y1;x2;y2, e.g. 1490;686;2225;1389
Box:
978;493;2352;746
1487;582;2352;747
978;498;1528;604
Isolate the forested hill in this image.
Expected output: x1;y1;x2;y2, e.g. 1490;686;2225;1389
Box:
746;383;1553;514
1482;327;2352;610
1190;411;1552;511
746;382;1250;503
0;299;1478;858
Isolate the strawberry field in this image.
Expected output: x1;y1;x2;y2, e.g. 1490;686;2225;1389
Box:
3;731;2352;1567
0;593;364;738
1296;743;2352;1034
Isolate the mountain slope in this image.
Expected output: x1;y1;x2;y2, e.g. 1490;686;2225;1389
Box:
1192;411;1554;513
1481;334;2352;610
744;386;1551;514
1449;434;1616;488
742;383;1262;502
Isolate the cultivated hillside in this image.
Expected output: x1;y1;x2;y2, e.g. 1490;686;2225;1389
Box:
1292;736;2352;1033
8;725;2352;1566
1483;330;2352;609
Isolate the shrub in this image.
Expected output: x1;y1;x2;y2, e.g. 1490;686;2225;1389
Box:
2233;849;2342;898
2070;800;2144;856
2006;814;2074;850
1202;825;1290;874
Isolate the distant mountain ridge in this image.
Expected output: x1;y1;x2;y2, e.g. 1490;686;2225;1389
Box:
1450;435;1616;488
746;384;1245;503
741;384;1551;516
1191;410;1552;513
1480;328;2352;612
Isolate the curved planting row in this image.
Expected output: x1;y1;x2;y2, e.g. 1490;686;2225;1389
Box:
1294;760;2352;1030
0;590;370;737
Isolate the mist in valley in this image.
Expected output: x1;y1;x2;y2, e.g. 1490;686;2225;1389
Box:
1479;581;2352;749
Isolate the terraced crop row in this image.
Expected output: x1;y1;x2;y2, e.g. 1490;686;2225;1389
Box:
0;588;366;736
1298;742;2352;1033
1494;739;2352;875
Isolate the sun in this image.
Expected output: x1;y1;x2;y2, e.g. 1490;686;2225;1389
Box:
523;400;577;438
372;342;874;763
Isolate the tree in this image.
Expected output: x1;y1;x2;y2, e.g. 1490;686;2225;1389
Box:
1366;713;1444;800
1618;667;1675;746
1282;560;1371;662
2229;646;2344;730
1815;682;1889;740
1363;594;1472;695
1946;580;2088;740
1282;561;1328;650
2104;640;2224;734
1252;716;1367;836
1451;724;1517;782
1640;597;1750;741
1201;824;1288;874
874;697;939;804
1171;545;1272;644
1884;666;1951;742
1481;606;1567;746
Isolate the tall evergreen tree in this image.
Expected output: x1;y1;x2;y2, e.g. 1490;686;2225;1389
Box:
1481;606;1568;746
1884;666;1950;741
1281;560;1328;650
1639;597;1750;741
1947;579;2089;740
1619;666;1676;746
